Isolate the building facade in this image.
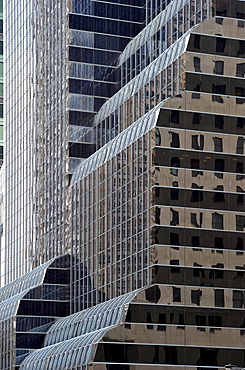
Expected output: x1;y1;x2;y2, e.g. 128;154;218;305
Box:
1;0;245;369
4;0;145;283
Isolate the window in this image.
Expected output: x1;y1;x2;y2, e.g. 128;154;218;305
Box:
155;207;160;224
193;263;205;278
237;187;244;204
236;162;244;180
170;260;180;273
173;287;181;302
170;208;179;226
192;236;200;248
210;263;224;279
191;158;200;169
213;61;224;75
215;159;224;177
236;137;244;154
170;110;179;124
213;186;225;202
192;135;204;150
233;290;243;308
191;184;203;202
212;213;224;229
236;215;245;231
195;315;206;326
190;190;203;202
191;158;203;177
213;137;223;152
216;37;226;52
170;188;179;200
169;132;180;148
194;34;200;49
170;232;179;246
191;213;203;228
191;290;202;306
236;162;244;174
237;41;245;57
236;63;245;77
236;237;244;250
147;312;153;329
214;289;224;307
192;113;201;125
237;117;245;128
214;237;224;249
170;157;180;176
194;57;201;72
215;115;224;129
235;86;245;97
157;313;166;331
208;315;222;327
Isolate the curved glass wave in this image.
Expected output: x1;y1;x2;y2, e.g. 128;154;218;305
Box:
94;29;192;126
71;104;163;186
44;289;140;346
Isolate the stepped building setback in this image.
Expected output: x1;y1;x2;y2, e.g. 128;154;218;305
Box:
1;0;245;369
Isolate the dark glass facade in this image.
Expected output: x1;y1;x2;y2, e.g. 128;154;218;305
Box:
2;0;245;369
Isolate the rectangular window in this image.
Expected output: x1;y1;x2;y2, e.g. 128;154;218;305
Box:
173;287;181;302
214;289;224;307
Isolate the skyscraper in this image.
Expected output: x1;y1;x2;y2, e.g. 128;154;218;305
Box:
4;0;145;283
1;0;245;369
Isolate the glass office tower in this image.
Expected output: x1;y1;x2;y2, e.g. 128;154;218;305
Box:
4;0;145;283
1;0;245;369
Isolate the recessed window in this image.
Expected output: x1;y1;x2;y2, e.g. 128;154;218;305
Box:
146;312;153;329
157;313;166;331
236;63;245;77
191;158;203;177
191;213;203;228
191;289;202;306
236;137;244;154
170;188;179;200
215;115;224;129
237;117;245;128
191;190;203;202
170;259;180;273
237;40;245;57
170;110;179;124
237;187;244;204
212;212;224;229
216;37;226;52
214;237;224;249
213;185;225;202
236;237;244;251
171;157;180;167
233;290;243;308
213;61;224;75
215;158;224;172
195;315;206;326
213;137;223;152
170;157;180;176
170;232;179;246
214;289;224;307
236;215;245;231
194;57;201;72
192;113;201;125
210;263;224;279
192;135;204;150
173;287;181;302
193;263;205;278
192;236;200;248
170;208;179;226
169;132;180;148
194;34;201;49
